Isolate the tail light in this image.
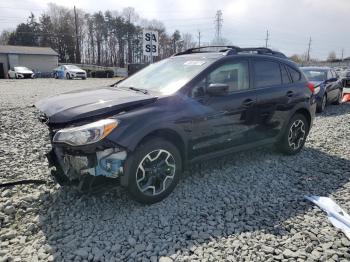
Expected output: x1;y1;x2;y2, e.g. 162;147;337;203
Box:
307;82;315;93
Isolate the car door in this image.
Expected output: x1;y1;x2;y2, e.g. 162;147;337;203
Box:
187;58;259;157
324;69;338;102
251;59;294;140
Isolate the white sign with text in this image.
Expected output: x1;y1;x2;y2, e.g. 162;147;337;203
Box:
143;30;159;56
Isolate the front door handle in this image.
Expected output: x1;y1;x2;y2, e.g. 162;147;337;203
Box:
286;91;294;97
242;99;254;108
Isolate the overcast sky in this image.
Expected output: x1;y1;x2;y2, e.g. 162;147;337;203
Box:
0;0;349;59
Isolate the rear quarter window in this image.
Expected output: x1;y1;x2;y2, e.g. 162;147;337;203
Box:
253;60;282;88
288;66;302;82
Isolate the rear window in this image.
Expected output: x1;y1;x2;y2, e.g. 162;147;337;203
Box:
253;60;282;88
288;66;302;82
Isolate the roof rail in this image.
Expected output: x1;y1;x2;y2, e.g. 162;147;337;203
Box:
174;45;287;59
238;47;287;58
173;45;241;56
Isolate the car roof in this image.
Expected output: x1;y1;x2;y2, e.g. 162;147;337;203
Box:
175;50;298;69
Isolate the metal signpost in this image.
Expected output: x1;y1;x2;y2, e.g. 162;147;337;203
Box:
143;30;158;63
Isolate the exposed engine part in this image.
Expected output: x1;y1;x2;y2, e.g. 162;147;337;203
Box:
81;149;127;178
53;147;127;181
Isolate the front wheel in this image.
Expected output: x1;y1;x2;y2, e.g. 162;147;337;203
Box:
277;114;309;155
317;94;327;113
66;73;71;80
125;138;182;204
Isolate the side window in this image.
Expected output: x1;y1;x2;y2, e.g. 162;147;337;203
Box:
287;66;301;82
327;70;332;79
253;60;282;88
281;64;291;84
191;61;249;97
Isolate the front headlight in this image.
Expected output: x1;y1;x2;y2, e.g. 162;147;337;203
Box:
53;119;118;146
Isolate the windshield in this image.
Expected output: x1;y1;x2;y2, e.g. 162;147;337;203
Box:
65;65;80;70
14;67;30;71
117;56;215;95
301;69;327;82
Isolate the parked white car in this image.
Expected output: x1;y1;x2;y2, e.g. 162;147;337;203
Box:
53;65;87;80
8;66;35;79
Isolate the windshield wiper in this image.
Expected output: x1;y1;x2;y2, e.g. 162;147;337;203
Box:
128;87;149;94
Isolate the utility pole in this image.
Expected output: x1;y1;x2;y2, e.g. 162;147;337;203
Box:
198;31;201;47
214;10;223;44
307;37;312;62
74;6;81;64
341;49;344;61
265;30;269;48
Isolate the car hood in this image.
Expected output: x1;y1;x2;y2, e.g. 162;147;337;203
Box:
16;69;33;74
35;87;157;124
69;69;86;73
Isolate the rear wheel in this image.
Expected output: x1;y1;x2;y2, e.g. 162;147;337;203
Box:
125;138;182;204
277;114;309;155
317;94;327;113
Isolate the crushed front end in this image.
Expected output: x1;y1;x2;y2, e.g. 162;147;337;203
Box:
47;144;127;192
39;114;127;193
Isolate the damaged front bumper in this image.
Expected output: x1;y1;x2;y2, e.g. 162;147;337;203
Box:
47;145;127;192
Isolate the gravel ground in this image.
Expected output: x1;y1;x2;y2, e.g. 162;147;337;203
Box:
0;79;350;262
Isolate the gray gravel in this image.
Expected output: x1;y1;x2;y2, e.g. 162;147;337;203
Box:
0;79;350;262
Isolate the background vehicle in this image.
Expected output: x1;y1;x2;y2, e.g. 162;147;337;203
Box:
8;66;35;79
340;70;350;88
53;65;87;79
36;46;316;204
301;67;343;112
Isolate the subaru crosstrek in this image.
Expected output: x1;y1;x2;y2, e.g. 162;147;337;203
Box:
36;46;317;204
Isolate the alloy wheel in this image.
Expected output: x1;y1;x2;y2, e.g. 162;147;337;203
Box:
288;119;306;150
136;149;176;196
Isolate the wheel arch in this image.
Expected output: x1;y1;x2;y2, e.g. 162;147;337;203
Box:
294;108;311;129
134;128;188;168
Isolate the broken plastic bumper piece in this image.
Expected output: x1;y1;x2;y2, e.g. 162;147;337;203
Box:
47;147;127;183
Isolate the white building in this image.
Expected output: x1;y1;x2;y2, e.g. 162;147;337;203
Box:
0;45;58;78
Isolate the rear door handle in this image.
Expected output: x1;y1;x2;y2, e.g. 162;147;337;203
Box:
286;91;294;97
242;99;254;108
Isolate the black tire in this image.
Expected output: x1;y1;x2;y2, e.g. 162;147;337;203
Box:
66;73;71;80
277;114;309;155
317;94;327;113
125;138;182;204
54;73;58;79
332;89;343;105
82;77;86;80
15;74;18;79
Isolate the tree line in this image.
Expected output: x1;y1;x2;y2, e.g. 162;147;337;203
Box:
0;4;197;67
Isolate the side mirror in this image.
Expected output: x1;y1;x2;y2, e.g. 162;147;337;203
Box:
207;83;229;96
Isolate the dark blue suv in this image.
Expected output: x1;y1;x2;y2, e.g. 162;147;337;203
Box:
36;46;317;203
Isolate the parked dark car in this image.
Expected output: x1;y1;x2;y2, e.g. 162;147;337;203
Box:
300;67;343;112
36;46;316;204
